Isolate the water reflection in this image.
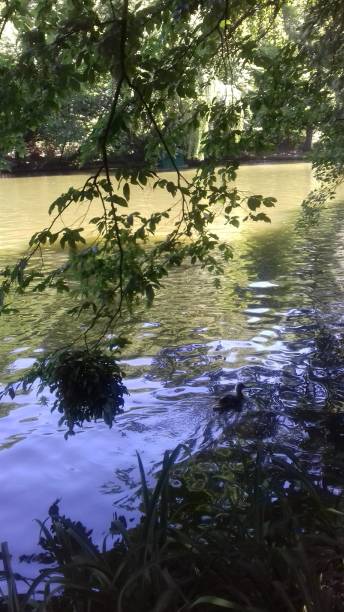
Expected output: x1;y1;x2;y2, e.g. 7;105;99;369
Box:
1;164;344;569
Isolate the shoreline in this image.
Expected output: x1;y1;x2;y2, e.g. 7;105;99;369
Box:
0;153;308;179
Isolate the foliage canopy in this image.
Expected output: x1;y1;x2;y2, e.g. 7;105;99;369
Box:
0;0;343;428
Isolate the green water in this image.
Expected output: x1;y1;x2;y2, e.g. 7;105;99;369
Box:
1;162;344;571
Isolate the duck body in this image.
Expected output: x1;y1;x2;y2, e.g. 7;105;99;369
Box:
216;383;246;411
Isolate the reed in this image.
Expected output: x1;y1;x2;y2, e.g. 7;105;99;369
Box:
1;444;343;611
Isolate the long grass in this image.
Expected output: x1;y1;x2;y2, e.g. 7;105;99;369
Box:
1;443;343;611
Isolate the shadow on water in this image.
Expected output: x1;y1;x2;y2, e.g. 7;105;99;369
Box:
1;166;344;569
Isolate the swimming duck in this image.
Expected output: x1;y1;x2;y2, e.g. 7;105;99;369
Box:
216;383;246;411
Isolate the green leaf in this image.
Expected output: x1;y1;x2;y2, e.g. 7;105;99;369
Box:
123;183;130;201
166;181;177;196
219;19;231;29
247;196;263;211
108;194;128;207
189;596;264;610
263;197;277;207
252;212;271;223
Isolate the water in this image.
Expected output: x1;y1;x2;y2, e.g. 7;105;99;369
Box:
1;163;344;571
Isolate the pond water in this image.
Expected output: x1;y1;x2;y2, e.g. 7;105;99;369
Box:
1;163;344;573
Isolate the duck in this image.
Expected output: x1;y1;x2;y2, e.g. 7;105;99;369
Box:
216;382;246;411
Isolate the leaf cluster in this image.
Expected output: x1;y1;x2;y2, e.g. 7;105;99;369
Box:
17;348;128;437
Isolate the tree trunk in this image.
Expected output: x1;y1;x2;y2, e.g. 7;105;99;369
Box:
302;127;313;152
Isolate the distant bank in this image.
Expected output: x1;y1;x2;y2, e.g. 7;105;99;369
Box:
0;151;307;178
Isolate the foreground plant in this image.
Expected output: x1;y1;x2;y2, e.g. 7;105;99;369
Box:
1;444;343;611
